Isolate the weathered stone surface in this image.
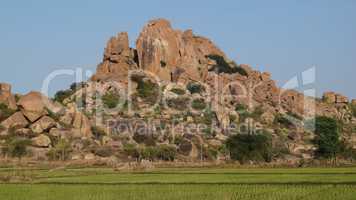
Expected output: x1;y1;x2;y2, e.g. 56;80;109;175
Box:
30;116;56;134
18;91;48;122
136;19;227;83
92;32;138;81
1;111;29;129
84;153;96;160
72;112;92;138
32;134;51;147
323;92;348;104
49;128;71;138
0;83;17;110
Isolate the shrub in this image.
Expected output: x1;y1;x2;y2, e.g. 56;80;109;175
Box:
201;147;219;160
156;145;177;161
91;126;106;140
140;146;158;161
47;139;71;161
123;143;140;159
54;89;74;104
207;54;247;76
102;91;120;109
0;103;16;122
313;116;341;160
226;133;272;164
132;76;159;104
94;146;114;157
167;97;190;110
235;103;248;113
187;82;205;94
160;60;167;68
170;88;186;95
274;114;295;128
249;106;264;120
70;82;86;91
350;104;356;118
1;137;31;159
192;99;207;110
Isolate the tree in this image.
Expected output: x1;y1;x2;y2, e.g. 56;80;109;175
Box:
2;137;31;160
313;116;341;162
226;133;272;164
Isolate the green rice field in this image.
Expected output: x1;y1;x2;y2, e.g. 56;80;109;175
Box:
0;167;355;199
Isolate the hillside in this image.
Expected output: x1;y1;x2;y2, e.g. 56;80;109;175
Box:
0;19;355;167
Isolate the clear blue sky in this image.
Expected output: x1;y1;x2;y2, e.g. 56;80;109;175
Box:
0;0;355;98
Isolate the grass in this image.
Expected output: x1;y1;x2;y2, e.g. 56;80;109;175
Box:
0;167;356;199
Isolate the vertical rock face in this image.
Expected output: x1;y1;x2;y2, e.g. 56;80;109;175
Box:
0;83;17;110
136;19;227;82
92;32;138;82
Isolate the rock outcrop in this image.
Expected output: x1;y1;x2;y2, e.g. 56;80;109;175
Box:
17;91;48;122
136;19;227;82
0;83;17;110
1;111;29;129
92;32;138;82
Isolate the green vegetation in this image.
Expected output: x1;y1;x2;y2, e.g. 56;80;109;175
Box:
54;82;86;104
186;82;205;94
54;90;73;104
123;144;177;161
226;133;272;164
274;114;295;128
207;54;248;76
93;146;114;158
0;168;356;200
91;126;106;140
167;97;190;110
350;103;356;118
191;98;206;110
160;60;167;68
1;137;31;159
102;91;120;109
313;116;341;160
0;103;16;122
47;139;72;161
132;75;159;104
170;88;186;95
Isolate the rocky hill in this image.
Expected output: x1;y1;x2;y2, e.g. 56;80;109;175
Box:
0;19;355;166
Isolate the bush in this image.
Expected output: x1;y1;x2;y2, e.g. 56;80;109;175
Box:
170;88;186;95
178;139;193;156
167;97;190;110
156;145;177;161
207;54;247;76
123;143;140;159
94;146;114;157
102;91;120;109
91;126;106;140
187;82;205;94
350;104;356;118
313;116;341;160
140;146;158;161
0;103;16;122
47;139;71;161
1;137;31;159
70;82;86;91
54;89;74;104
274;114;295;128
191;99;207;110
226;133;272;164
132;76;159;104
249;106;264;120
